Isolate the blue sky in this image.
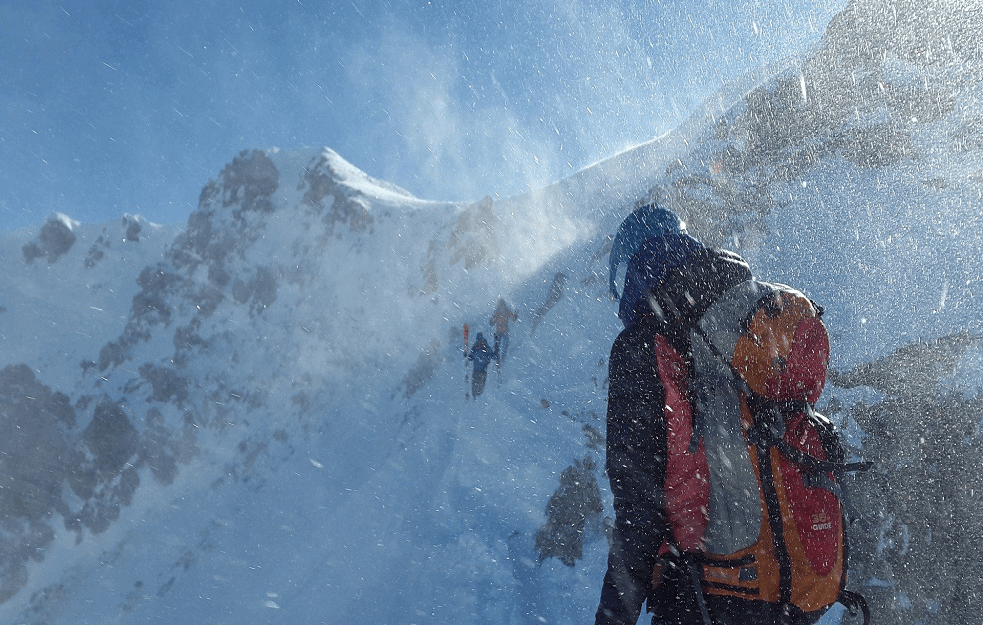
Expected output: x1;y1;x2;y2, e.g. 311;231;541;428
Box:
1;0;846;230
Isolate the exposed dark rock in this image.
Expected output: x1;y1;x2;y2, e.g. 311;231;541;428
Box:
0;365;75;527
124;215;143;242
303;152;374;235
132;265;182;327
534;456;604;567
231;266;278;315
174;150;280;273
398;340;444;399
81;398;140;480
829;332;981;397
839;122;915;169
139;363;190;405
219;149;279;214
22;214;77;263
530;272;568;334
97;339;129;372
0;365;76;602
838;333;983;625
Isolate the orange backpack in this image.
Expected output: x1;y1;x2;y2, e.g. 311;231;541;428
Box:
654;281;869;623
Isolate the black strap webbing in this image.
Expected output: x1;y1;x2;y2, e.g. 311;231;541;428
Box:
687;561;714;625
839;589;871;625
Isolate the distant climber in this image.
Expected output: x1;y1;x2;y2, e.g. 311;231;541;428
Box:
530;272;567;334
489;298;518;365
468;332;496;398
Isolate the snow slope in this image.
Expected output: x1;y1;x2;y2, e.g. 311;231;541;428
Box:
2;1;983;623
0;214;181;390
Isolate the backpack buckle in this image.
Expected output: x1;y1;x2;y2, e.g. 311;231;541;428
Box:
747;397;787;447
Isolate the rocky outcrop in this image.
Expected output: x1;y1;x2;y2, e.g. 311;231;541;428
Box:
22;213;78;263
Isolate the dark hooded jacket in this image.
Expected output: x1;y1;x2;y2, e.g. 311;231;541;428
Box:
468;334;496;373
596;246;752;625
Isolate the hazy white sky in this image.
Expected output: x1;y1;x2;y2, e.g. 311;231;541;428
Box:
1;0;846;230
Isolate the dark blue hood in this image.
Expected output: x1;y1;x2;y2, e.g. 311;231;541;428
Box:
618;232;704;329
609;204;686;300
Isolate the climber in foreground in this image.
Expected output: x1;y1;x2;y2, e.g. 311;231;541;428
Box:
595;203;868;625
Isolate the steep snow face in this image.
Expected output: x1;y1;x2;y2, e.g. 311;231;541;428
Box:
2;2;983;624
0;144;621;623
0;214;180;389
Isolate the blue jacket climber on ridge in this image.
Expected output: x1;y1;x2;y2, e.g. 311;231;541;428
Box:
468;332;496;398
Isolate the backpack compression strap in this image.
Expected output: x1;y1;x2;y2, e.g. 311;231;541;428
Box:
746;399;873;476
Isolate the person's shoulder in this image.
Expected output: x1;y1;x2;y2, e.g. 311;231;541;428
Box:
672;246;751;291
612;316;665;353
648;247;752;327
685;246;748;269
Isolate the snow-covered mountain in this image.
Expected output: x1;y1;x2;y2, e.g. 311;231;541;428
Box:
2;1;983;623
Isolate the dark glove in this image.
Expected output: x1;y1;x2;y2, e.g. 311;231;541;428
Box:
649;547;707;625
